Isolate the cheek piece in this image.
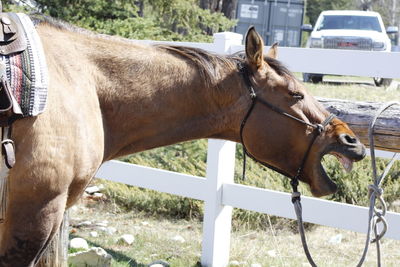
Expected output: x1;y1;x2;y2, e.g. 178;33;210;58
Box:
238;63;335;267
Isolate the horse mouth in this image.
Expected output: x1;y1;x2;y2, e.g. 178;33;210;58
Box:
310;143;366;197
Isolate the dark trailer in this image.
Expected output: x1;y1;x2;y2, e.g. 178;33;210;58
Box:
235;0;305;47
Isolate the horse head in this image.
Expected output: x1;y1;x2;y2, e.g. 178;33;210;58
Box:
239;27;366;196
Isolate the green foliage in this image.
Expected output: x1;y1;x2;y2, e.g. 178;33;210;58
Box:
306;0;356;26
99;138;400;230
7;0;235;42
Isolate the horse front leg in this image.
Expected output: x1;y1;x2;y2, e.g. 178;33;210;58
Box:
0;170;69;267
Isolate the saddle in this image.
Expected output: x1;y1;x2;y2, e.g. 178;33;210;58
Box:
0;12;27;169
0;13;25;126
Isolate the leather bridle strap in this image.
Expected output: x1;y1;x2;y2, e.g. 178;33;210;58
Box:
239;63;335;186
238;63;336;267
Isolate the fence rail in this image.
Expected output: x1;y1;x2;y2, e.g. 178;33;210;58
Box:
95;32;400;267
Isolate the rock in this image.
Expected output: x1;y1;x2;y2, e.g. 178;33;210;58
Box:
118;234;135;245
70;206;79;212
93;192;104;199
77;220;92;227
95;222;108;227
85;185;100;194
171;235;185;243
97;184;105;190
69;238;89;250
267;249;277;257
106;226;117;235
90;231;98;238
97;226;107;232
141;221;150;226
328;234;343;244
96;226;116;235
148;260;170;267
229;260;240;266
68;247;112;267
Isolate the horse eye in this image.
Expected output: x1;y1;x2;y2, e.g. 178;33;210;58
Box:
289;92;304;100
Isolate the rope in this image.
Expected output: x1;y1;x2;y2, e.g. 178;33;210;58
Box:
292;101;399;267
356;101;399;267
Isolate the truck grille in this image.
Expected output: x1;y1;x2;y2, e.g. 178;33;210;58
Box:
323;37;373;50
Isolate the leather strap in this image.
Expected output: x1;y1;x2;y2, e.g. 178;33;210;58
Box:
1;127;14;169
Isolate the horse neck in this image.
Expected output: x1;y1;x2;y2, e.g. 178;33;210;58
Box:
90;39;246;160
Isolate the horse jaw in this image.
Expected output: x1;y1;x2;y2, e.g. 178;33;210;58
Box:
308;161;338;197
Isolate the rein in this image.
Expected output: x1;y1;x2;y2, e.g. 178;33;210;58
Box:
238;63;336;266
238;62;397;266
238;63;335;187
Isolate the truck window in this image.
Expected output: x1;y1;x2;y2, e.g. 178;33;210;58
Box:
317;15;382;32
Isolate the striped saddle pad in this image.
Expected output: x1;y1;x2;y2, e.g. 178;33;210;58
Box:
0;13;48;117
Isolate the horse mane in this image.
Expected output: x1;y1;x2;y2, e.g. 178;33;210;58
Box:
35;15;296;87
156;45;239;87
157;46;296;88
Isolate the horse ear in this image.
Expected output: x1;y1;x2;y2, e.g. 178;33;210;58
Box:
245;26;264;69
267;42;278;59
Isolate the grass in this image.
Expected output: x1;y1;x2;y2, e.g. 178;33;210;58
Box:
69;200;400;266
68;78;400;266
296;74;400;102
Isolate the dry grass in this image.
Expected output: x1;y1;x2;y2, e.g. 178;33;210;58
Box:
69;200;400;267
67;76;400;266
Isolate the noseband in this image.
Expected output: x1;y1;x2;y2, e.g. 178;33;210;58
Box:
238;63;335;194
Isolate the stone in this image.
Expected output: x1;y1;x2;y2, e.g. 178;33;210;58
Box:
69;238;89;250
97;184;105;190
171;235;185;243
95;222;108;227
267;249;277;257
229;260;240;266
77;220;92;227
68;247;112;267
106;226;117;235
96;226;107;232
92;192;104;199
118;234;135;245
328;234;343;244
148;260;170;267
90;231;98;238
85;185;100;194
141;221;150;226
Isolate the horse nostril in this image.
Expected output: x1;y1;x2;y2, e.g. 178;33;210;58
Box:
338;133;358;146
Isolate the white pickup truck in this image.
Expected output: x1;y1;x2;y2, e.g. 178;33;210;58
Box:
301;10;398;86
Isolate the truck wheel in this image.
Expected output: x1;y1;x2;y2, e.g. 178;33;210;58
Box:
303;73;323;83
373;78;392;87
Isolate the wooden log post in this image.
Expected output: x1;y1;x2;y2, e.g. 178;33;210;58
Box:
318;98;400;152
35;211;69;267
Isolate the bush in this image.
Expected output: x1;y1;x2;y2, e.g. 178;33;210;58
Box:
99;139;400;230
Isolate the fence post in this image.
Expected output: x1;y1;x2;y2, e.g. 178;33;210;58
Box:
212;31;243;54
201;139;236;267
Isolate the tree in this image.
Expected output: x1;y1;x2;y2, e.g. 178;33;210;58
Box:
306;0;356;26
199;0;238;19
4;0;236;42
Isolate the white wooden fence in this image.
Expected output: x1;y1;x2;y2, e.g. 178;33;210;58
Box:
95;32;400;267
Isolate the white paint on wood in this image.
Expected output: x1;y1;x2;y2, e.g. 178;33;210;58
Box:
95;160;207;201
201;140;236;267
222;183;400;240
93;32;400;267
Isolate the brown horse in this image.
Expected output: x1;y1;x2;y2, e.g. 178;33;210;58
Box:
0;19;365;266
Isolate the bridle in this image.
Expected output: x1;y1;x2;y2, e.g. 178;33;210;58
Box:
238;63;335;194
238;62;335;267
